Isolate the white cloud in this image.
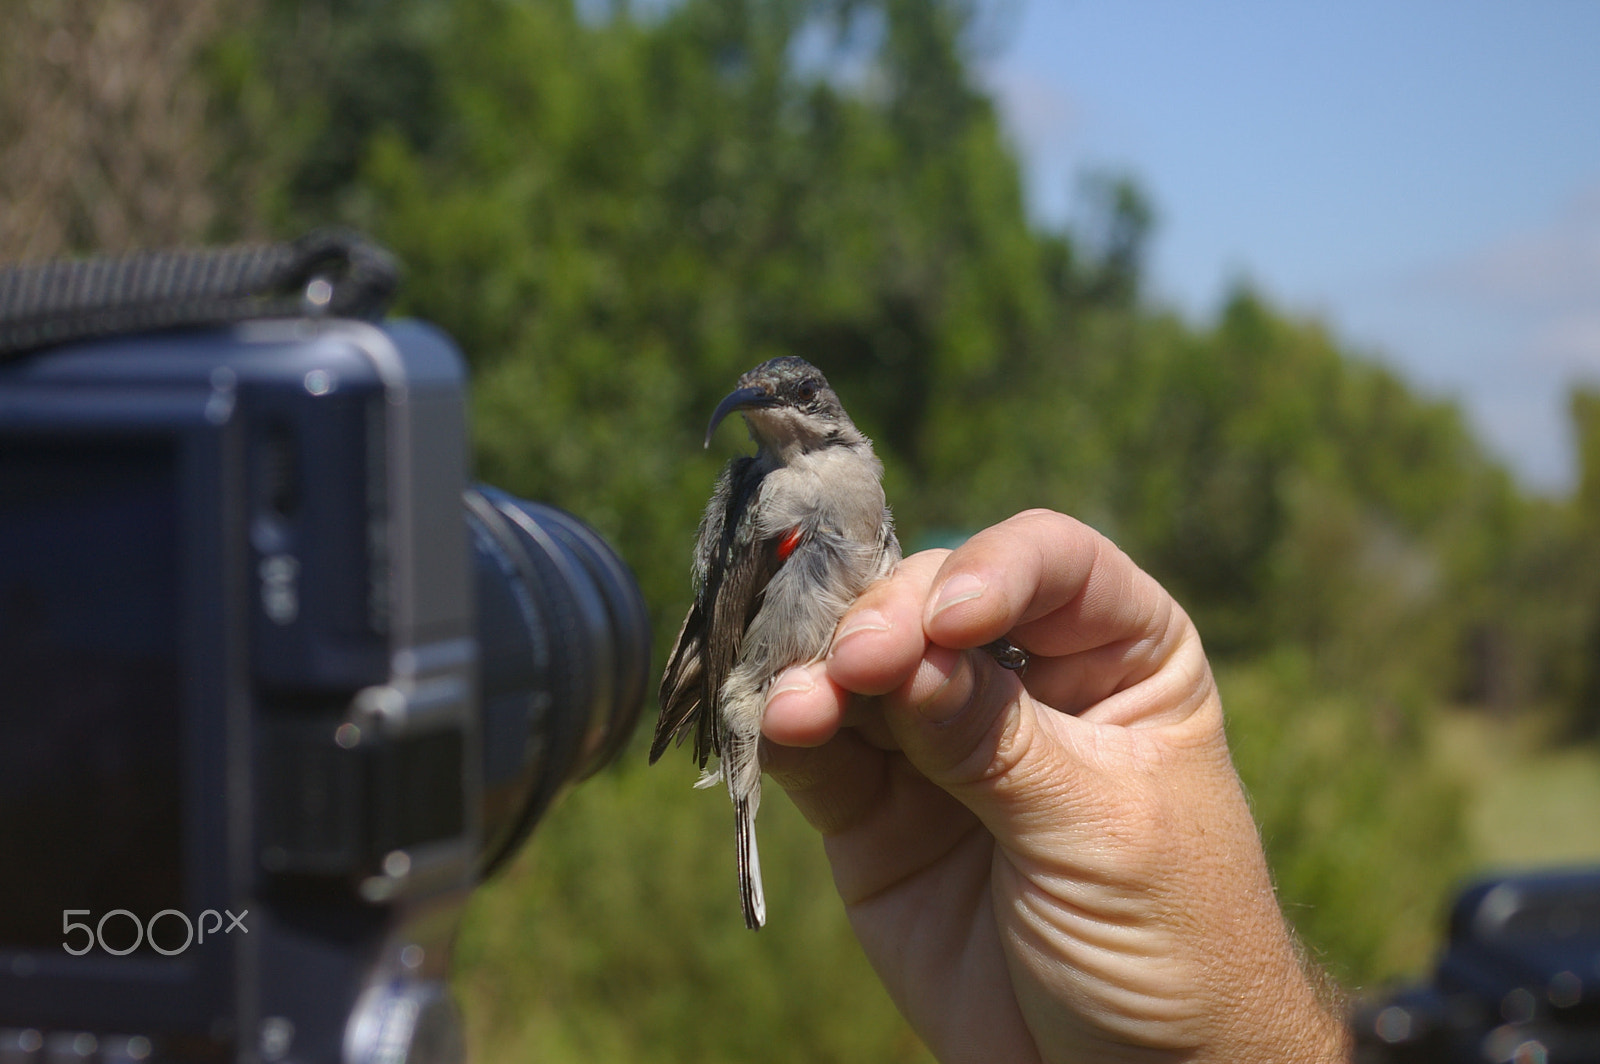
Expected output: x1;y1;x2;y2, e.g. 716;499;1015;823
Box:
1429;179;1600;315
983;64;1080;149
979;62;1084;225
1533;310;1600;373
1359;177;1600;490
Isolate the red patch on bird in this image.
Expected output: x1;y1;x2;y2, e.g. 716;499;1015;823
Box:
776;526;803;560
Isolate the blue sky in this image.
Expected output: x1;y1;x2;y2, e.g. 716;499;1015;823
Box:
979;1;1600;493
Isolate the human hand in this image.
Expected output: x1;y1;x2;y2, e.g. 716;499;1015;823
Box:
761;509;1350;1063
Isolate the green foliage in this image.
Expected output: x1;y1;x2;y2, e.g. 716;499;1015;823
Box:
156;0;1600;1052
1222;653;1469;985
1561;388;1600;736
455;760;933;1062
209;0;1069;647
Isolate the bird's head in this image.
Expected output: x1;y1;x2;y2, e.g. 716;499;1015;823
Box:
703;356;861;456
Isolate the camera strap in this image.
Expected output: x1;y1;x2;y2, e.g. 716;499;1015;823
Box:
0;229;399;361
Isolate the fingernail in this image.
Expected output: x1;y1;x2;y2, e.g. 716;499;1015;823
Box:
768;666;815;701
829;609;890;657
929;573;985;621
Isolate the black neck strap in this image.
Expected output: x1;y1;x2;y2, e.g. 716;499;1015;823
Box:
0;229;399;361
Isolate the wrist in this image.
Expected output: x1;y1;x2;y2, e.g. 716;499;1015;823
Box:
1205;926;1351;1064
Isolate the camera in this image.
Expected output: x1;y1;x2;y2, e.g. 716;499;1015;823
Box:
0;266;651;1064
1352;867;1600;1063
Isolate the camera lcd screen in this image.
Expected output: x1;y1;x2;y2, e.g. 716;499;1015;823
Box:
0;441;186;955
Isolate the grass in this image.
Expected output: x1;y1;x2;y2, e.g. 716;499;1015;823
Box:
1430;710;1600;869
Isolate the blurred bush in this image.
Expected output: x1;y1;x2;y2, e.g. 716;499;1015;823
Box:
453;761;934;1063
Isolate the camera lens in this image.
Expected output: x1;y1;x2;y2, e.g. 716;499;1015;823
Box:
464;487;650;880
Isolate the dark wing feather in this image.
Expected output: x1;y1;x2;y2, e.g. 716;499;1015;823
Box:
652;455;791;767
650;602;706;763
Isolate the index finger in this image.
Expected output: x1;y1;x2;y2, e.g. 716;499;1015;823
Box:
922;509;1177;661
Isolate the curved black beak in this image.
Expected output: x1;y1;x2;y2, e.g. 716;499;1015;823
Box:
704;385;775;448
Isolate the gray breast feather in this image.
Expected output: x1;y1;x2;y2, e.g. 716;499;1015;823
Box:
742;521;898;677
714;518;898;800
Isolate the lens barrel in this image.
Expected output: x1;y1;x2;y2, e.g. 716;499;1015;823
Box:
464;487;649;880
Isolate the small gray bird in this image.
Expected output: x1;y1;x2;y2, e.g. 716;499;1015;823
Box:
652;356;901;929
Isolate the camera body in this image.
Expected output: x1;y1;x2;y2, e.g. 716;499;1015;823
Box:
0;319;647;1063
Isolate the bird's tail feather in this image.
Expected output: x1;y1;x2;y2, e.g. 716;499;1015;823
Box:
736;796;766;930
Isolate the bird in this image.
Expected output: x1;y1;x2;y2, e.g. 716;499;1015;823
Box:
651;356;901;929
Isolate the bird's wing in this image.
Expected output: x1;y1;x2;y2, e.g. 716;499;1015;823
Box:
653;455;794;767
651;598;707;764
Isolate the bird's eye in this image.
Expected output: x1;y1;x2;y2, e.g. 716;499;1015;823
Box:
796;379;819;403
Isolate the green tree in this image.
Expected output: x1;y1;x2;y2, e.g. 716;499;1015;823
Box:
1561;388;1600;736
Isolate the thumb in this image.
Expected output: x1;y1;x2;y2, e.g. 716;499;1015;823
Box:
883;644;1085;841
